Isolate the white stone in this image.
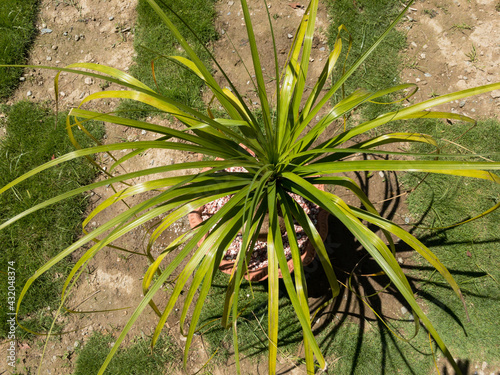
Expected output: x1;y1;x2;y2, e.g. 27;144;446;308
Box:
490;90;500;99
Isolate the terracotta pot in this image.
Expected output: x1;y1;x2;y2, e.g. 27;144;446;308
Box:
189;145;329;281
187;185;329;282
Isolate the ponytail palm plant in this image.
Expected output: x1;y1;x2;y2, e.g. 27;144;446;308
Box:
2;0;499;373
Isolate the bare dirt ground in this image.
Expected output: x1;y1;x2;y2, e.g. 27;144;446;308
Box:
1;0;499;374
400;0;500;118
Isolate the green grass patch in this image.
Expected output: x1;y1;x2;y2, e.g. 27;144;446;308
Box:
119;0;218;119
199;272;436;374
73;331;180;375
400;118;500;365
0;0;40;99
0;101;104;337
319;321;434;374
199;271;303;364
326;0;406;120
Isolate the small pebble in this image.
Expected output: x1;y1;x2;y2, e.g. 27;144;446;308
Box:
51;45;58;50
46;56;52;61
75;35;80;41
27;91;32;97
40;28;52;35
84;77;93;85
401;306;408;315
287;33;293;39
79;92;85;99
459;100;466;108
141;129;147;135
424;73;432;77
109;16;114;21
410;41;417;48
19;77;26;82
63;31;68;36
491;90;500;99
228;0;234;5
319;46;325;51
420;53;426;59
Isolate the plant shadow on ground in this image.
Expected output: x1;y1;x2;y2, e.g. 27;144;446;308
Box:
198;167;487;374
302;167;497;375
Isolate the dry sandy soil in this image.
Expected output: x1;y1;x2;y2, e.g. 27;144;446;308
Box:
1;0;499;374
